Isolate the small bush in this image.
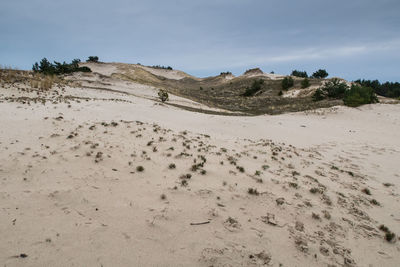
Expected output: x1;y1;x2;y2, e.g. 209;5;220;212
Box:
379;225;389;232
370;199;380;206
136;166;144;172
385;232;396;242
301;78;310;88
379;224;396;242
191;164;199;172
343;84;378;107
158;89;169;102
236;166;245;173
310;187;320;194
168;163;176;169
312;212;321;220
282;77;294;90
248;188;259;195
242;79;264;96
362;188;371;195
87;56;99;62
312;69;329;79
291;70;308;78
312;88;325;101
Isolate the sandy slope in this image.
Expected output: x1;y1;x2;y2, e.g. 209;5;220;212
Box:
0;80;400;267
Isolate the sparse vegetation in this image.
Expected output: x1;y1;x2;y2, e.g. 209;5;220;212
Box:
136;166;144;172
242;79;264;97
181;179;188;186
282;77;294;90
301;78;310;88
312;212;321;220
236;166;245;173
379;225;396;242
312;88;325;101
370;199;380;206
291;70;308;78
385;232;396;242
168;163;176;169
292;171;300;176
310;187;320;194
191;164;199;172
362;188;371;195
248;188;259;195
379;224;389;232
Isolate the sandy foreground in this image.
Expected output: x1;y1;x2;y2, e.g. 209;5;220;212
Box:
0;80;400;267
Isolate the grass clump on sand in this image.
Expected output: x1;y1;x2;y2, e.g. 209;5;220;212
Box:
136;166;144;172
248;188;259;196
168;163;176;169
362;188;371;195
379;225;396;242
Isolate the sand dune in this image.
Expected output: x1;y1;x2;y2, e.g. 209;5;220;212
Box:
0;71;399;267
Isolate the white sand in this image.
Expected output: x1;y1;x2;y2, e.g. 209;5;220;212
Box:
1;75;400;267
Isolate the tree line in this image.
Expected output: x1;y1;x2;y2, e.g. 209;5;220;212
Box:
32;56;100;75
354;79;400;98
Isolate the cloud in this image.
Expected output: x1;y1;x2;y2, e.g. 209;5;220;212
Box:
176;39;400;72
1;0;399;80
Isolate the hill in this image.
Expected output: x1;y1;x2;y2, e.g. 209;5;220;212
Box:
0;64;399;266
73;62;343;115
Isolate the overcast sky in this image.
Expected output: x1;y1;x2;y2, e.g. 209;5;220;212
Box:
1;0;399;81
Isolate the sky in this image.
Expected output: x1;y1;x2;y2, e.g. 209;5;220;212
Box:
1;0;399;81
